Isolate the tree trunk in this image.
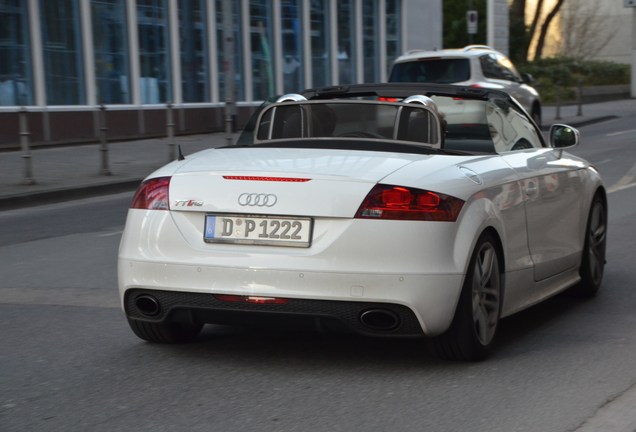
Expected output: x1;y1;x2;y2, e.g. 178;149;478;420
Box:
533;0;566;60
528;0;544;42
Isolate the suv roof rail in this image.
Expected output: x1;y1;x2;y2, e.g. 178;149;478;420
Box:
463;45;494;52
403;49;433;55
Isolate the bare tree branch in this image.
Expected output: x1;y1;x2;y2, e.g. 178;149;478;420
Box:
560;1;618;60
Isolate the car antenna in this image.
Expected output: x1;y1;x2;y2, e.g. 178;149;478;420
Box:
177;144;185;161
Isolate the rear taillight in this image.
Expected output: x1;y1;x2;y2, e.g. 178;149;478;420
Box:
355;184;464;221
131;177;171;210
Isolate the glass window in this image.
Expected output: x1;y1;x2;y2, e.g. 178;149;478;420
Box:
480;53;521;83
179;0;209;103
385;0;400;73
486;98;541;152
336;0;355;85
496;54;522;82
91;0;130;104
362;0;378;83
250;0;274;100
216;0;243;101
281;0;303;93
389;59;471;84
310;0;330;88
480;54;503;80
40;0;85;105
0;0;33;105
137;0;171;104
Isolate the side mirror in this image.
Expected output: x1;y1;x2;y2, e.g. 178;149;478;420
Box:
521;73;534;85
549;124;580;149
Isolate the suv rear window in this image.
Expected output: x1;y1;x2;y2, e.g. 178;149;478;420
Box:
389;59;470;84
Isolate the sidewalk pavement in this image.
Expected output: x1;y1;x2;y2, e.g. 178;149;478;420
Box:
0;98;632;210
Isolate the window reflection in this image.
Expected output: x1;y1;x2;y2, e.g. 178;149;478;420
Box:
137;0;171;103
311;0;330;87
41;0;85;105
179;0;209;102
216;0;243;101
281;0;302;93
385;0;400;74
362;0;378;83
0;0;32;106
337;0;355;85
250;1;274;100
92;0;130;104
0;0;404;108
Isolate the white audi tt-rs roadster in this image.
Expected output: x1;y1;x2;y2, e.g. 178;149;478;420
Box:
118;83;607;361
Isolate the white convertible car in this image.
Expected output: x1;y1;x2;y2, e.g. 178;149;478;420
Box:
118;83;607;361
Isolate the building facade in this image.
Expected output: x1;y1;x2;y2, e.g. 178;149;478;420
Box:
0;0;441;148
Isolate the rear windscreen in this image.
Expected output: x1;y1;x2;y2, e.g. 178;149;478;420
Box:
389;59;470;84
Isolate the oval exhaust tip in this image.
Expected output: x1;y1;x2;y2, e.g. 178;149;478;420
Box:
135;295;161;317
359;309;400;331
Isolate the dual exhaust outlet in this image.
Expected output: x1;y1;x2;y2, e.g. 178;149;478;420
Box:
134;294;400;332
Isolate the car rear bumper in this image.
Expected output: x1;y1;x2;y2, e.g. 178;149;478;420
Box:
119;259;465;336
124;288;425;337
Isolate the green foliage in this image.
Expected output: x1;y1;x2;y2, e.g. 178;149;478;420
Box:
443;0;487;48
518;58;630;103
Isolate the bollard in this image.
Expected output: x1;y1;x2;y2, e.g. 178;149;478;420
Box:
166;102;176;161
18;107;35;185
225;98;234;146
576;79;583;117
555;85;562;121
99;104;111;176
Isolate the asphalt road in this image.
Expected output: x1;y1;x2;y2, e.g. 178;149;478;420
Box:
2;118;636;432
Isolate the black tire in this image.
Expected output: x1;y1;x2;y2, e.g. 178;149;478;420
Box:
570;194;607;297
127;318;203;344
431;233;502;361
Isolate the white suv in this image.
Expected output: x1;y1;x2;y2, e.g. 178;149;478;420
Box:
389;45;542;125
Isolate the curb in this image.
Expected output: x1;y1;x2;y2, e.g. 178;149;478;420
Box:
0;179;142;211
541;115;618;132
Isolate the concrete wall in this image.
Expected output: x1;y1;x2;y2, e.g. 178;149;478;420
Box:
402;0;443;51
489;0;510;56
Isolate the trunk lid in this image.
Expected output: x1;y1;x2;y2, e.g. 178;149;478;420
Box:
168;147;426;217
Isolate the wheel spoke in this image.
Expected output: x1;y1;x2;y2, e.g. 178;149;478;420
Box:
478;247;495;287
470;242;500;345
473;302;490;342
591;224;606;247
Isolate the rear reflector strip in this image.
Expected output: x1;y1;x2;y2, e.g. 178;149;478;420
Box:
223;176;310;182
213;294;289;304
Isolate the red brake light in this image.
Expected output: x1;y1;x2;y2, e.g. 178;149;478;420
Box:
131;177;171;210
378;97;399;102
213;294;289;305
223;176;310;182
355;184;464;221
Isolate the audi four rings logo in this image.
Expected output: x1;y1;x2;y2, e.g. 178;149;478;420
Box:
238;193;278;207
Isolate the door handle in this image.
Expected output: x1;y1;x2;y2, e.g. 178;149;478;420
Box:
525;182;537;196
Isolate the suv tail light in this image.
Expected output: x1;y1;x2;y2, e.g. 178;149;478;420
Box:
131;177;171;210
355;184;464;221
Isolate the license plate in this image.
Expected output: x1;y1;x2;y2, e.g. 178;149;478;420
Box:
204;214;313;247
